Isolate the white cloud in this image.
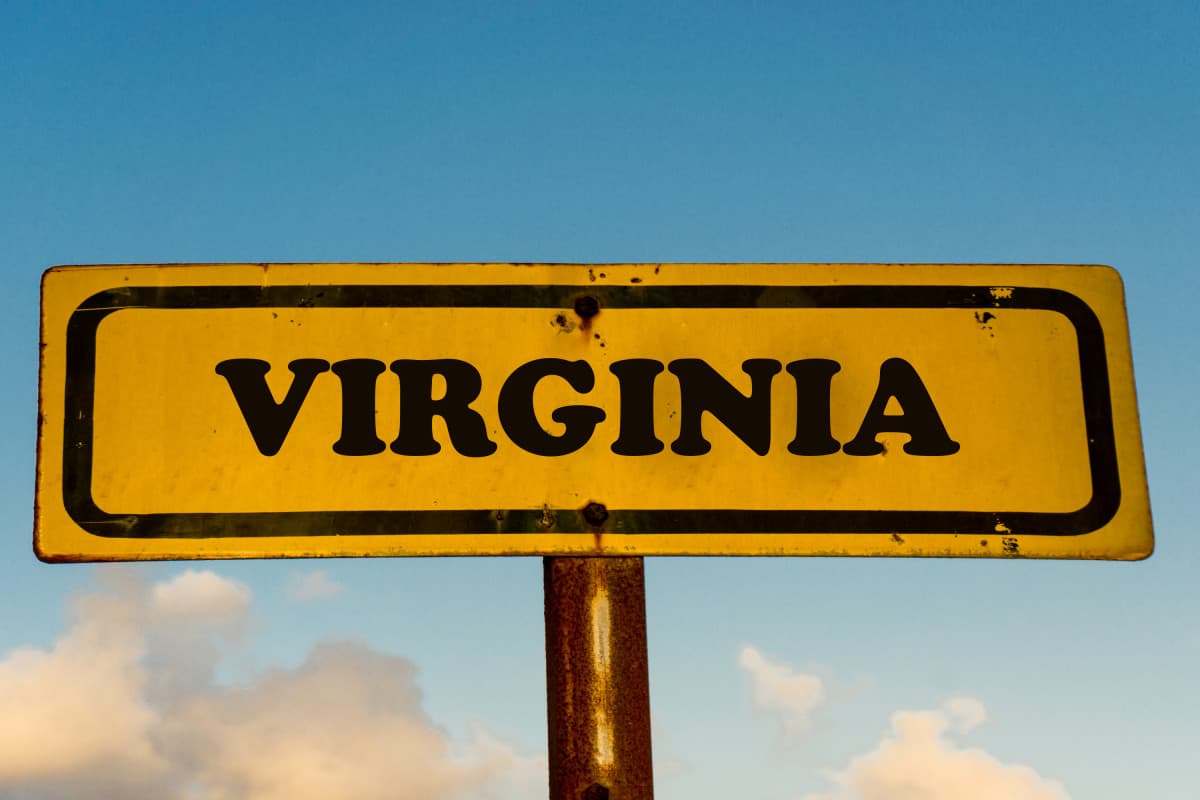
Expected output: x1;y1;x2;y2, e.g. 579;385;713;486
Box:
162;642;537;800
286;570;344;601
738;645;824;732
151;569;252;622
0;569;542;800
802;697;1070;800
943;694;988;734
0;579;167;796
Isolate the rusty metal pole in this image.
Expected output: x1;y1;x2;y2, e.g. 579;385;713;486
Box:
544;556;654;800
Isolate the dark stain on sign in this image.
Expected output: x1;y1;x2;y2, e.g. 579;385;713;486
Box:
552;312;576;333
975;310;996;338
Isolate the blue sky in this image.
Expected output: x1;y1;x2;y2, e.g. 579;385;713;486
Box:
1;2;1197;798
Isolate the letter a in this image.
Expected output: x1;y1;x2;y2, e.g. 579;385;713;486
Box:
843;358;960;456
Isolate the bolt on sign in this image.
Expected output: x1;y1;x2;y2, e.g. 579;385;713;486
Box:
35;263;1152;561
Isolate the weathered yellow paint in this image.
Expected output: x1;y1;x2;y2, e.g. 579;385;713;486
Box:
35;263;1152;560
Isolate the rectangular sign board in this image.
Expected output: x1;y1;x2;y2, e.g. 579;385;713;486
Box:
36;263;1152;561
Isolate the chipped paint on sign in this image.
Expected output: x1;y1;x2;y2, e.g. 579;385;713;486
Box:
35;263;1153;560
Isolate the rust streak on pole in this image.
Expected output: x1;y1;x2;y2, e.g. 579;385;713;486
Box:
544;556;654;800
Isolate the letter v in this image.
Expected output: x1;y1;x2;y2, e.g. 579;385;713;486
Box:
216;359;330;455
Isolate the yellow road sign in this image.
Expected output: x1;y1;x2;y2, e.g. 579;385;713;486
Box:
36;263;1152;561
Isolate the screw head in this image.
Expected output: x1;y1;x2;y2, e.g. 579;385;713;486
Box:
574;295;600;320
582;502;609;527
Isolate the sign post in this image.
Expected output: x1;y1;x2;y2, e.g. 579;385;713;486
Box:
544;556;654;800
36;262;1154;799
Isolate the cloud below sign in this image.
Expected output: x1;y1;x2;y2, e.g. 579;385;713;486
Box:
0;568;1074;800
0;568;543;800
799;698;1070;800
735;646;1070;800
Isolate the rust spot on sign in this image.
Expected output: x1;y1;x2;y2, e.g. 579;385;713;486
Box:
975;310;996;338
551;311;578;334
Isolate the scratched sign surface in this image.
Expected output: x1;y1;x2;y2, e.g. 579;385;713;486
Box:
35;263;1152;561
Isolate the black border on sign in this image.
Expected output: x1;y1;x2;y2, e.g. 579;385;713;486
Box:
62;284;1119;539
